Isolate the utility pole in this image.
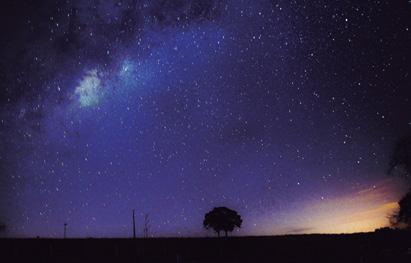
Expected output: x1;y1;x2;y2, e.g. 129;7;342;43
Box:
63;223;67;239
132;209;136;239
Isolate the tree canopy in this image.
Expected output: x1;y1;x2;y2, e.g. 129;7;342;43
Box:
389;134;411;229
388;135;411;180
203;207;242;237
391;191;411;230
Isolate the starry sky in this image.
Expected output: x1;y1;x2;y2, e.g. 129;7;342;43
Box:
0;0;410;238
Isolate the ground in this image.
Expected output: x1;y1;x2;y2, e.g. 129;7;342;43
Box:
1;232;410;262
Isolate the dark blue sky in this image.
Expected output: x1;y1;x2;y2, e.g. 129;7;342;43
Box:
0;0;410;237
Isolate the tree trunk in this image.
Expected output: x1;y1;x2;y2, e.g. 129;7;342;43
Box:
217;231;220;237
225;231;228;237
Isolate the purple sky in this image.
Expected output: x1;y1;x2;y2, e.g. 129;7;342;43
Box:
0;0;410;237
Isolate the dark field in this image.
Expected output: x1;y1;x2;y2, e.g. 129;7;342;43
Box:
1;232;411;263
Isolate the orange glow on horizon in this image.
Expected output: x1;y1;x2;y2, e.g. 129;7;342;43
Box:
307;201;399;234
252;178;407;235
302;179;403;234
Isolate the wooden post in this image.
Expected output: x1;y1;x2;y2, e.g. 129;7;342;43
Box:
132;209;136;239
143;214;150;238
63;223;67;239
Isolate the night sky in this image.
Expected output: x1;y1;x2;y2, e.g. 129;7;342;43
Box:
0;0;410;238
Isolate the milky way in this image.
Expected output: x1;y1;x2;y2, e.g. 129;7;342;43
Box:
0;0;410;237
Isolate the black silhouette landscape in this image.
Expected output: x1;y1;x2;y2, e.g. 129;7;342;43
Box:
1;231;411;263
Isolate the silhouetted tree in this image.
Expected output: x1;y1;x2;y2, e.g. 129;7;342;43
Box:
388;135;411;181
391;191;411;230
203;207;242;237
0;222;5;233
389;134;411;229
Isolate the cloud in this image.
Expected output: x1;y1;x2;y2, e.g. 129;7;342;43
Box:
285;227;314;234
